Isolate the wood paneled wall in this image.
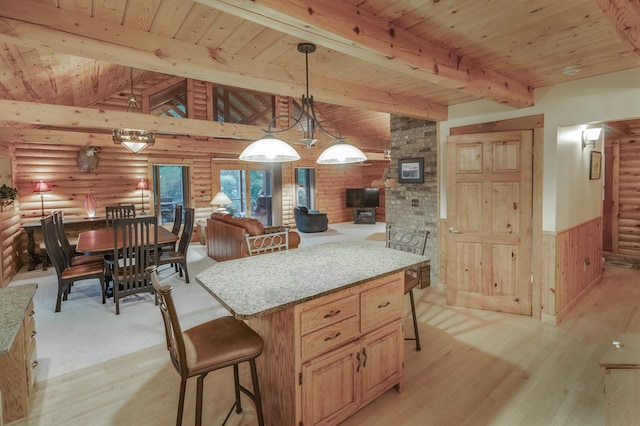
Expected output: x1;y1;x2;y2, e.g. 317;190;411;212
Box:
0;143;20;288
542;218;603;324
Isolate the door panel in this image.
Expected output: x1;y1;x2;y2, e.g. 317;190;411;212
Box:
446;131;533;315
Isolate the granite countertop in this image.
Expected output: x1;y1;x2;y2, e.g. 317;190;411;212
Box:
0;284;38;355
195;241;428;319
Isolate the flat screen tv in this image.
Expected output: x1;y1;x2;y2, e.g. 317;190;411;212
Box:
346;188;379;208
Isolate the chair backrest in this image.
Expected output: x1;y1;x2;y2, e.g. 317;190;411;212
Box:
171;204;183;235
244;230;289;256
52;211;73;267
41;215;68;277
176;207;195;255
385;225;429;256
386;225;430;287
105;205;136;227
147;266;188;377
112;216;158;291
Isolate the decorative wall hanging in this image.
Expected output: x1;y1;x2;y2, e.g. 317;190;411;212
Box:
590;151;602;180
398;158;424;183
84;190;97;217
76;146;100;172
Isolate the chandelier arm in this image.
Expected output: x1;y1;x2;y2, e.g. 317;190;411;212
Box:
262;112;307;135
306;95;343;140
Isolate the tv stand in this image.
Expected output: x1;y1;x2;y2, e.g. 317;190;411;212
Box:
353;207;376;224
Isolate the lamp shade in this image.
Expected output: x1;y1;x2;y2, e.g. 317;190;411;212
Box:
136;179;149;190
211;191;232;206
584;128;602;141
33;181;51;193
239;134;301;162
317;140;367;164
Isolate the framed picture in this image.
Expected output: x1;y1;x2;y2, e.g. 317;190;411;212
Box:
398;158;424;183
590;151;602;180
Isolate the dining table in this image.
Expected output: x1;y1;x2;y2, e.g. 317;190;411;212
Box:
75;225;178;255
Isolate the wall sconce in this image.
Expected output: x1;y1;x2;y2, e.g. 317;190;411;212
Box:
33;180;51;217
582;128;602;149
136;179;149;215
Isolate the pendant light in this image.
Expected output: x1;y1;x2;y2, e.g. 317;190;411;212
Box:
113;68;155;154
240;43;366;164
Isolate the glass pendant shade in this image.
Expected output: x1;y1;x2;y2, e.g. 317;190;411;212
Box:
317;140;368;164
239;134;301;162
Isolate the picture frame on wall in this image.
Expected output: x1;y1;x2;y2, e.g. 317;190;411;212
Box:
590;151;602;180
398;158;424;183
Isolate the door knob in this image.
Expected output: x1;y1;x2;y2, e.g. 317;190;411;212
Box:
449;227;461;234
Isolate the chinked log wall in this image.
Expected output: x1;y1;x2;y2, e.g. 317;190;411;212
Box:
616;127;640;257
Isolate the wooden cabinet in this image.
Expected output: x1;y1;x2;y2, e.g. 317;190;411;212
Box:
248;272;404;426
0;300;37;424
599;335;640;425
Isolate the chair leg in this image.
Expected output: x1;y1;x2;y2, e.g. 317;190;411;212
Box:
233;364;243;414
196;375;204;426
176;378;187;426
408;290;421;351
55;282;64;312
181;261;190;284
249;359;265;426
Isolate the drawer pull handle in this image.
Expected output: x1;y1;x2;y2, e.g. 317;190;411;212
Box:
31;331;37;338
377;301;391;309
32;360;39;369
30;310;35;317
323;309;341;318
324;331;341;342
356;352;361;373
362;347;368;367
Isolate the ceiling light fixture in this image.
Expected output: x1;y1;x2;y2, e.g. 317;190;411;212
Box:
239;43;367;164
113;68;155;154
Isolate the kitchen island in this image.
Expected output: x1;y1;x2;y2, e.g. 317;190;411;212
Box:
196;241;428;426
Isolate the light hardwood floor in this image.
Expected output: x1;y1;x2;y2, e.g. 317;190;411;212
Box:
12;265;640;426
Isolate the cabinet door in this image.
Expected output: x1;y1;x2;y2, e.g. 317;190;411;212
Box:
301;341;361;426
360;319;404;405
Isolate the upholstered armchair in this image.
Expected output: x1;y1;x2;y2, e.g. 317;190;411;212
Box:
294;207;328;233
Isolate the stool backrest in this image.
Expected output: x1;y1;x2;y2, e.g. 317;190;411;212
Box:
148;266;187;377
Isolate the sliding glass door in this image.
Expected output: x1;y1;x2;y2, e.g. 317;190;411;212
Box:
219;167;273;226
153;165;189;225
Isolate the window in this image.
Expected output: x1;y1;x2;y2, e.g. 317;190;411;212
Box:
219;167;274;226
213;87;274;127
295;168;316;209
150;81;187;118
153;165;189;225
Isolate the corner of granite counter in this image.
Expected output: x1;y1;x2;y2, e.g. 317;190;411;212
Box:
0;283;38;355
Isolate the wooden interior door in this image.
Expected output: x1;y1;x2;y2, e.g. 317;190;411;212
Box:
446;130;533;315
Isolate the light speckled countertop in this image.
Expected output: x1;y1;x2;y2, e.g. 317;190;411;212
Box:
0;284;37;355
195;241;428;319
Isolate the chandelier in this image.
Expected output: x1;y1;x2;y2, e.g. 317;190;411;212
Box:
239;43;367;164
112;68;155;154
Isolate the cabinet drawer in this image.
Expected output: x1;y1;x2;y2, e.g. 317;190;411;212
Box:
300;294;358;335
360;278;403;334
301;317;359;361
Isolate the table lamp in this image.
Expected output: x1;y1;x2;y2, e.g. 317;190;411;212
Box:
211;191;232;213
33;180;51;217
136;179;149;215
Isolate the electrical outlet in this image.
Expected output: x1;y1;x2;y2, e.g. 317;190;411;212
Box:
412;199;419;207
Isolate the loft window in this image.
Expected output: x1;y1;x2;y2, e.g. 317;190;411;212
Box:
150;81;187;118
213;87;275;127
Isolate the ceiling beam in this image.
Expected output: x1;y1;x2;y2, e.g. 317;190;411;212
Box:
0;0;447;120
598;0;640;54
200;0;533;109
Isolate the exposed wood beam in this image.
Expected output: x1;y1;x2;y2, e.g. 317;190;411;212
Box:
0;99;264;140
0;0;447;120
598;0;640;55
200;0;533;109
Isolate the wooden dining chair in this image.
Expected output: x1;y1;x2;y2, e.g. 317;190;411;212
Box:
158;204;183;254
110;216;158;314
52;211;104;268
105;204;135;227
158;207;194;283
147;266;265;426
41;215;106;312
386;225;430;351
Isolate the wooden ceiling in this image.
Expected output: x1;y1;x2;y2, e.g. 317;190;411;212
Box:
0;0;639;144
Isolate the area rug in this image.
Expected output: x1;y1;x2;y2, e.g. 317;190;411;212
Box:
9;245;226;382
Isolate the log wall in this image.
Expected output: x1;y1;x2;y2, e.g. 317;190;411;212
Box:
0;143;20;288
616;128;640;257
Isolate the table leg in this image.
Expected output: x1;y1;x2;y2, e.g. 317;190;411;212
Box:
25;229;43;271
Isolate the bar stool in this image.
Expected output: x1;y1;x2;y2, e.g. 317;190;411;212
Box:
147;266;265;426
